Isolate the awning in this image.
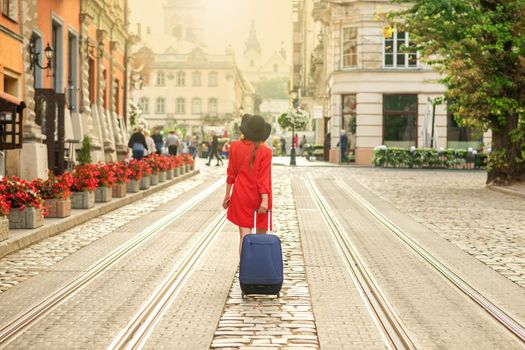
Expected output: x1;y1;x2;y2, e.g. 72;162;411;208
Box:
0;91;25;108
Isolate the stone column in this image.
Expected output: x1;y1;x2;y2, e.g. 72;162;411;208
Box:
97;42;116;161
19;0;48;180
110;55;126;159
79;13;104;162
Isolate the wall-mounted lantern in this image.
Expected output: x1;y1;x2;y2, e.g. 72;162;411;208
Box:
29;42;54;76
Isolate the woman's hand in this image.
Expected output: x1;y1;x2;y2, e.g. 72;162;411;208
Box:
222;195;231;210
258;194;268;214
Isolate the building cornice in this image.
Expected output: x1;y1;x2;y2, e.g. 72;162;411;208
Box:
0;24;23;42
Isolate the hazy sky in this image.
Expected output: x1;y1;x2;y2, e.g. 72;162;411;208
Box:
129;0;292;62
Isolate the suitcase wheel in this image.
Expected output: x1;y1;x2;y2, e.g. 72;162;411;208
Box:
241;292;245;299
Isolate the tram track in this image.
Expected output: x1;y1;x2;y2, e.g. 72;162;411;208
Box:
304;177;416;350
334;177;525;343
107;212;227;350
0;177;225;348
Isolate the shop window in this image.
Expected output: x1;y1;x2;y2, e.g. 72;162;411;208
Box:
447;110;483;149
383;94;418;148
342;27;358;68
384;31;418;68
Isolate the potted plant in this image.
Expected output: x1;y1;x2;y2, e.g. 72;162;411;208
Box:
31;173;73;218
140;159;153;190
183;154;195;172
0;176;45;229
157;156;170;183
70;164;98;209
170;156;182;177
127;159;143;193
146;155;161;186
94;163;116;203
0;194;10;241
111;161;130;197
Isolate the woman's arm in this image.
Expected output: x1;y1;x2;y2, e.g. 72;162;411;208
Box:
223;143;236;209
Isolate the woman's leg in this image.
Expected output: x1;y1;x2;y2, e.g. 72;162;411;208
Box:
238;227;251;255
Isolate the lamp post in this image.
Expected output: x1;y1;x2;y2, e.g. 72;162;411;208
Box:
290;91;299;166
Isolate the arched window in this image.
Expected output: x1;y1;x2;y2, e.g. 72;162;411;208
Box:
208;72;218;87
156;71;165;86
192;71;201;87
192;98;202;115
208;98;218;115
156;97;165;114
176;71;186;86
176;98;186;114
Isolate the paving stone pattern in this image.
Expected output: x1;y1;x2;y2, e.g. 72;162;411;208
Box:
210;172;320;350
347;168;525;287
0;176;204;293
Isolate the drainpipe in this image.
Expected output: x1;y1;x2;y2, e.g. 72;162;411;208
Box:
123;0;129;128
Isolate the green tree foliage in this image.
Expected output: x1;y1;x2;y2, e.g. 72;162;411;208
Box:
77;136;93;165
252;78;288;99
390;0;525;183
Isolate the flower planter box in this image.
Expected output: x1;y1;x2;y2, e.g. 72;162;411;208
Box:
45;198;71;218
159;171;167;183
140;176;151;190
127;179;141;193
95;186;113;203
189;163;195;171
0;216;8;241
9;207;44;229
113;183;127;198
71;191;95;209
185;164;190;173
166;169;174;180
179;166;185;175
151;173;159;186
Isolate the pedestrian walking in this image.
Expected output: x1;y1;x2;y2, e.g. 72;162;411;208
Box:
339;129;349;162
165;130;180;155
299;135;307;156
206;131;224;166
222;114;273;254
143;130;157;156
293;134;299;150
151;128;163;155
128;126;148;160
280;136;286;156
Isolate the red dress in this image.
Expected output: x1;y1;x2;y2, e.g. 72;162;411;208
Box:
226;140;272;230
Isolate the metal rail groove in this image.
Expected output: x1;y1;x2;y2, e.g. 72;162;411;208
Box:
335;178;525;343
0;178;225;347
108;212;227;350
304;178;416;350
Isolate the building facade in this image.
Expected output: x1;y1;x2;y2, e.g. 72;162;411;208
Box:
293;0;488;165
0;0;134;180
134;46;255;136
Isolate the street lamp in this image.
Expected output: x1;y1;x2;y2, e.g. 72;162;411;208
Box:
29;42;54;76
290;91;299;166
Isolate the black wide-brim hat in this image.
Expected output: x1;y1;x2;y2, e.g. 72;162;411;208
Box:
240;114;271;142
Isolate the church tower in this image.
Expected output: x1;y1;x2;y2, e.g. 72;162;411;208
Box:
163;0;205;45
243;21;263;72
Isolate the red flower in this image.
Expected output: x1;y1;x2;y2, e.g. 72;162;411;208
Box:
0;176;45;214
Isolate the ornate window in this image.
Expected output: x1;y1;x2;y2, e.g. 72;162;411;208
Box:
156;71;166;86
176;71;186;86
192;71;201;87
384;31;418;68
140;97;149;114
208;98;218;115
176;97;186;114
156;97;165;114
342;27;358;68
192;98;202;115
208;72;218;87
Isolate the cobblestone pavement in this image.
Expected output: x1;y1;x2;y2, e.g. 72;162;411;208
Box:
210;170;319;350
0;175;205;293
343;168;525;288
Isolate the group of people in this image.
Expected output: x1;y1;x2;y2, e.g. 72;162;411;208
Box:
279;134;308;156
127;126;198;160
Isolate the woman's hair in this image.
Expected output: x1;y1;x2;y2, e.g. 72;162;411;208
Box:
144;130;150;137
249;141;262;168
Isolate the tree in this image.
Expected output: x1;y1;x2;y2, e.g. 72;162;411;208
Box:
77;136;92;165
278;109;310;131
389;0;525;184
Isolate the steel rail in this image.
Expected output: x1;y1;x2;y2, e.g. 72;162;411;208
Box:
304;178;416;350
107;212;227;350
335;178;525;343
0;178;225;347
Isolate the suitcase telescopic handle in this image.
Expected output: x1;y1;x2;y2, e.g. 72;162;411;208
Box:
252;209;271;234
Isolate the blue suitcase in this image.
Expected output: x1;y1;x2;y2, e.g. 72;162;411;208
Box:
239;210;283;298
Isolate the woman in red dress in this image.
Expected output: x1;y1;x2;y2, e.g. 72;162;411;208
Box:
222;114;272;254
